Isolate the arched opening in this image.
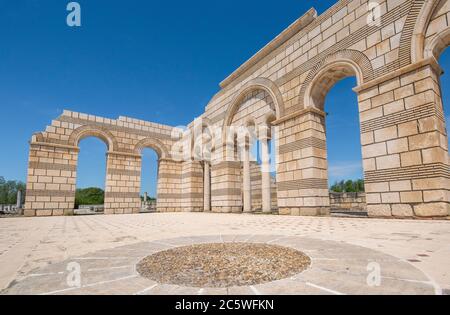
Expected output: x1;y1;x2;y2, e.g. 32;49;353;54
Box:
305;62;367;216
222;83;281;214
436;46;450;154
193;125;214;212
305;62;363;110
263;115;278;213
133;139;168;213
140;148;159;213
241;120;257;213
250;116;278;214
325;77;366;215
75;136;108;215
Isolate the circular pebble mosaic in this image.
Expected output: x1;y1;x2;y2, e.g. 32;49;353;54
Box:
136;243;311;288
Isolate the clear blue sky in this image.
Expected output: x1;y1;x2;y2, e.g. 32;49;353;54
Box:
0;1;449;197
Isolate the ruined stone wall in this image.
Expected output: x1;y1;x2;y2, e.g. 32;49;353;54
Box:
197;0;449;218
24;111;184;216
26;0;450;218
330;192;367;211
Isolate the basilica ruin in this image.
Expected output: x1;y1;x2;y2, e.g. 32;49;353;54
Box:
24;0;450;218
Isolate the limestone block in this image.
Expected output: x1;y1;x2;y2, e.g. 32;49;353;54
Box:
367;204;392;217
391;204;414;217
414;202;449;217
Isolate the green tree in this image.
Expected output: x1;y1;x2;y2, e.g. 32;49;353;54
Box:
344;180;354;193
75;188;104;208
330;181;343;192
330;179;365;193
141;195;156;202
0;176;26;204
356;179;365;192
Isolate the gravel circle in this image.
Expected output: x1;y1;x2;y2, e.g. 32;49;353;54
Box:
136;243;311;288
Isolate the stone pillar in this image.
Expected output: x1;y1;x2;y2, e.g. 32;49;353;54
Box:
355;59;449;218
243;144;252;213
16;190;22;209
157;159;183;212
203;162;211;212
104;152;141;215
143;192;148;205
211;161;242;213
210;140;242;213
24;142;78;217
261;137;271;213
181;160;204;212
275;108;330;216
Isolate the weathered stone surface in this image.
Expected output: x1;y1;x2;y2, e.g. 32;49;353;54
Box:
1;225;444;295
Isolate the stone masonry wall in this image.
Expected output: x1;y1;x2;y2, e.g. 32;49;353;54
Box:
24;110;182;216
330;192;367;211
26;0;450;218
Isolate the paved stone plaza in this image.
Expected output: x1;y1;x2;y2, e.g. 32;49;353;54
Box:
0;213;449;295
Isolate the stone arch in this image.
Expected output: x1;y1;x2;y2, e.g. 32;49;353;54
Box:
201;117;216;155
258;111;276;142
263;111;276;125
69;125;118;151
424;27;450;60
243;117;258;145
222;78;284;131
411;0;442;63
299;50;372;110
244;117;257;128
191;116;216;158
134;138;170;159
397;0;432;66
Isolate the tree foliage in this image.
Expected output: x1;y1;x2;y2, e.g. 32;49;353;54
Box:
141;195;156;202
0;176;26;204
75;187;104;208
330;179;364;193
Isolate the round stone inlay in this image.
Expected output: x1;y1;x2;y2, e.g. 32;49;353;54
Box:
136;243;311;288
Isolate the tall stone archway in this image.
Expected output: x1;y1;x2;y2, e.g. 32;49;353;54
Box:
273;58;369;216
213;80;281;214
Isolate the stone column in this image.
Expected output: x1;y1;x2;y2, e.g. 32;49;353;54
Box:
354;59;449;218
275;108;330;216
104;152;141;215
157;159;183;212
210;141;242;213
16;190;22;209
144;192;148;205
24;142;79;217
180;160;203;212
211;161;242;213
203;162;211;212
261;138;272;213
243;144;252;213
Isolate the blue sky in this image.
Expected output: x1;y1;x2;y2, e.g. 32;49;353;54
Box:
0;1;449;197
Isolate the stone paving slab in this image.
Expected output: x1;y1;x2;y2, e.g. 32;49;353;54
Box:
1;235;439;295
0;213;449;294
